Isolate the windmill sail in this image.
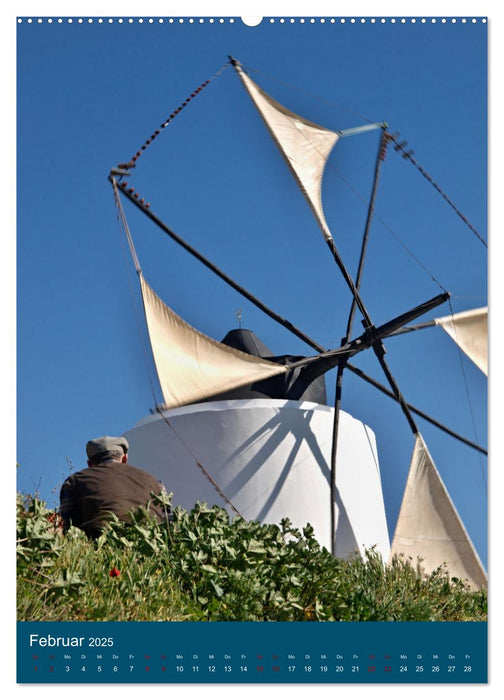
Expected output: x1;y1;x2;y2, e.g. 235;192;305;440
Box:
434;307;488;375
389;433;487;589
139;274;287;409
234;64;339;242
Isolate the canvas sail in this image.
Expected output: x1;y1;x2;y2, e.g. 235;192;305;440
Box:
139;274;287;408
389;433;487;590
235;65;339;242
434;307;487;375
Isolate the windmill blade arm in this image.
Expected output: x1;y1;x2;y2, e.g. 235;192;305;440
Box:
367;292;449;341
288;291;450;380
346;362;487;455
386;320;437;337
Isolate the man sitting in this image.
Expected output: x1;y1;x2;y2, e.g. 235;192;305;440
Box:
60;435;168;538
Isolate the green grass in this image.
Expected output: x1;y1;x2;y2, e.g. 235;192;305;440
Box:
17;492;487;622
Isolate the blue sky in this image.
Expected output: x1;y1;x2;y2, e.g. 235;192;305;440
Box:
15;13;488;567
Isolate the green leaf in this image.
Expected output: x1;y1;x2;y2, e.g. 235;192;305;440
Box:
200;564;218;574
210;580;224;598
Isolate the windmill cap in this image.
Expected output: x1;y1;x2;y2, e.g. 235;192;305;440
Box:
86;436;129;459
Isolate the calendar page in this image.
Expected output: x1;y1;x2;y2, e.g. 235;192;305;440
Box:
15;8;488;688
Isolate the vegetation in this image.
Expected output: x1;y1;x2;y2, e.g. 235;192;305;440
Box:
17;492;487;622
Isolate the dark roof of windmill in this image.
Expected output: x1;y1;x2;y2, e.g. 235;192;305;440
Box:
201;328;328;405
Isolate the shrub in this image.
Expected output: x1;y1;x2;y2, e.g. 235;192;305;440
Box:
16;493;487;622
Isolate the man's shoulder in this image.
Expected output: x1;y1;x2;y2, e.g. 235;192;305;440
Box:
61;462;162;489
61;468;88;488
124;463;161;482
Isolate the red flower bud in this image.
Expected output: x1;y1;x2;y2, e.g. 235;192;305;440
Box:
109;567;121;578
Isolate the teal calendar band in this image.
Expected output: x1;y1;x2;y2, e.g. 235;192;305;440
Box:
17;621;487;684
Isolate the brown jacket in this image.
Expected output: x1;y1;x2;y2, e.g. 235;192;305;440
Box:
60;461;168;538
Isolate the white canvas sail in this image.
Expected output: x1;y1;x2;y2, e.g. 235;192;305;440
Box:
139;274;287;408
434;306;487;375
235;65;339;242
389;433;487;590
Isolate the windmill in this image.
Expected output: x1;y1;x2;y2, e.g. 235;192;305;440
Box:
108;57;487;589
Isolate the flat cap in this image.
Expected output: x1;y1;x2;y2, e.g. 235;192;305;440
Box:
86;435;129;459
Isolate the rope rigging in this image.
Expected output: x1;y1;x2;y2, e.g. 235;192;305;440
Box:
155;407;244;518
112;179;159;410
386;131;487;248
117;61;231;171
